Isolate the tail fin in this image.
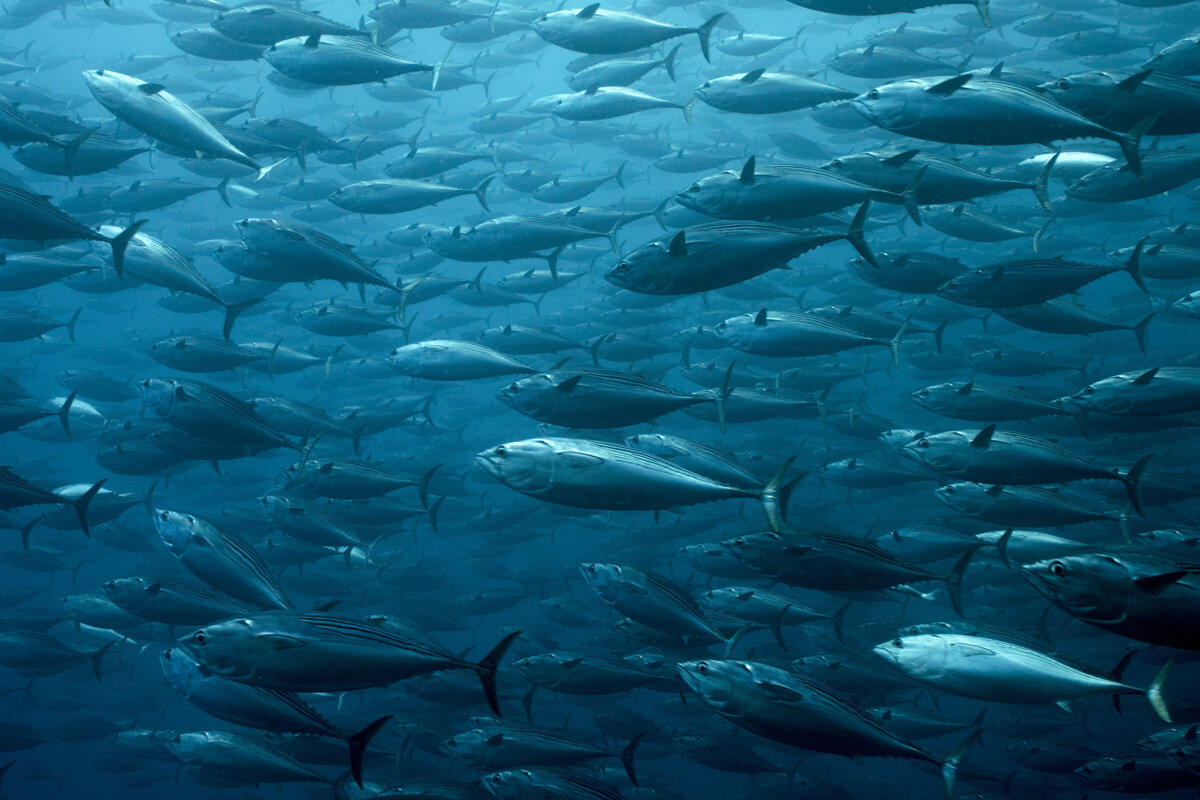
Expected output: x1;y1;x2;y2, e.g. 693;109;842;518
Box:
619;732;644;785
417;464;440;509
72;479;106;537
64;308;80;343
695;13;725;63
932;319;948;354
58;129;93;182
898;166;925;226
1032;151;1057;212
715;361;733;434
346;715;392;788
973;0;990;26
107;220;147;278
222;297;263;341
1148;659;1173;723
57;388;78;437
474;630;522;716
1132;312;1154;354
887;320;907;367
1122;454;1151;517
473;175;493;212
215;176;231;208
759;456;796;533
90;641;115;682
946;550;972;617
845;199;876;267
1118;112;1159;180
663;43;681;81
1126;237;1149;293
942;729;981;800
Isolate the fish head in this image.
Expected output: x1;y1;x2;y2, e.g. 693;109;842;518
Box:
152;508;202;556
871;633;947;679
819;152;887;185
1020;555;1131;623
511;653;557;684
256;494;288;523
721;531;783;572
675;171;738;217
711;313;757;349
1036;72;1112;118
878;428;923;450
902;431;969;473
163;731;208;764
910;383;958;414
851;80;923;132
177;616;272;679
496;374;557;420
934;482;990;514
82;68;130;105
386;343;431;374
1058;375;1128;415
441;729;491;764
101;577;146;606
474;439;555;492
676;659;749;710
158;646;205;693
578;563;625;603
138;378;179;418
482;769;537;800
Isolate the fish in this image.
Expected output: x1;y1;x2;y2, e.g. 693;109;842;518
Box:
179;611;520;714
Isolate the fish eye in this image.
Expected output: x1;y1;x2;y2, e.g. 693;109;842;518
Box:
687;184;700;192
830;159;843;168
159;511;168;521
496;446;507;457
696;662;708;674
193;631;206;644
893;638;903;647
1085;387;1095;394
867;89;879;100
509;383;519;392
1056;79;1069;90
187;515;195;524
918;439;929;448
615;261;628;272
918;389;929;396
1050;561;1067;577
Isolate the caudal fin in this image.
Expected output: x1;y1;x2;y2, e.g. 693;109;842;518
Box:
474;630;522;716
1122;454;1152;517
72;478;106;537
107;220;146;278
695;13;726;63
760;456;796;533
1032;151;1058;212
845;199;877;268
1117;112;1159;180
222;297;263;341
57;388;77;437
474;175;493;212
346;715;392;788
619;732;645;785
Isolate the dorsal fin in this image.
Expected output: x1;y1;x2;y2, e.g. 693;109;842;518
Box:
926;74;971;96
577;3;600;17
668;231;687;257
1132;367;1159;385
754;308;768;326
739;156;755;185
740;68;765;84
882;149;919;167
971;425;995;448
